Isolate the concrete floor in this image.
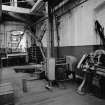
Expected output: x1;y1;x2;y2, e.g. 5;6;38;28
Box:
1;66;105;105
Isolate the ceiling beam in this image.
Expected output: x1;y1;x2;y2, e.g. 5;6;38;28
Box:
8;12;29;23
2;5;31;14
2;0;45;16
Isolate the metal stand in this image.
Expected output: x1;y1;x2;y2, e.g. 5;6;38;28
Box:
77;69;94;95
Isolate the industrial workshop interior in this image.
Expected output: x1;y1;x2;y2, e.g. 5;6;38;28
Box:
1;0;105;105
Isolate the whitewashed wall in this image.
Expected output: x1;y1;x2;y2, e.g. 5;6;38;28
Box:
55;0;105;47
57;10;75;46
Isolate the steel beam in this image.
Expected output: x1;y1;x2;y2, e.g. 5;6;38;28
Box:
31;0;44;13
2;5;31;14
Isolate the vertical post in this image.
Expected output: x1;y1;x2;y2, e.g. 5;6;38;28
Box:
10;0;14;6
49;7;54;57
45;2;50;79
0;0;2;83
46;2;51;59
0;0;2;22
5;32;7;55
26;40;29;64
0;40;2;83
14;0;17;7
53;15;60;58
45;1;55;81
22;79;27;92
46;1;54;58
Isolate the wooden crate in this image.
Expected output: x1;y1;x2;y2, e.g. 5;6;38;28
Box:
0;83;14;105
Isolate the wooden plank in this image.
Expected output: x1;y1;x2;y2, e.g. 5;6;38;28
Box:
7;52;27;58
0;83;13;93
0;82;14;105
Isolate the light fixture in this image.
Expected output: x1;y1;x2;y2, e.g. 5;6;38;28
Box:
11;30;24;36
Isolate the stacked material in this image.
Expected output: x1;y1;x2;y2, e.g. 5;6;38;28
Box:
0;82;14;105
